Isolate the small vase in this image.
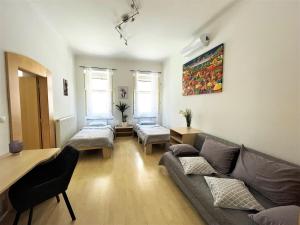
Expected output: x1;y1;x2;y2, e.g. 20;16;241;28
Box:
9;141;23;154
186;119;191;128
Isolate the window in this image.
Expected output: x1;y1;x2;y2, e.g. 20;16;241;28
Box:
134;72;159;118
85;69;113;118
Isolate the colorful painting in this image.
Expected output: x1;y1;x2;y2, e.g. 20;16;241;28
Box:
182;44;224;96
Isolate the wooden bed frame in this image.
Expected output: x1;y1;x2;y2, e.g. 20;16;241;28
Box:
55;116;113;159
138;137;169;154
74;146;112;159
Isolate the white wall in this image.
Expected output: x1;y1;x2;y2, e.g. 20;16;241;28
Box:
0;1;77;155
162;0;300;165
75;55;162;128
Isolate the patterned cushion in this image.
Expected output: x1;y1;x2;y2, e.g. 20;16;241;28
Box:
179;157;217;175
204;176;264;211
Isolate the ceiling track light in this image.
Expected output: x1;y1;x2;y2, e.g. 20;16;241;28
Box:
114;0;139;46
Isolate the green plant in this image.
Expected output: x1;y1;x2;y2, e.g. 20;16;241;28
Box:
115;102;130;122
179;109;192;127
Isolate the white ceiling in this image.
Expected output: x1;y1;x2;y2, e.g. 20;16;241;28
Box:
29;0;234;61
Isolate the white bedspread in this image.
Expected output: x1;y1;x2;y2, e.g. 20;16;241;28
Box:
64;125;114;150
136;125;170;145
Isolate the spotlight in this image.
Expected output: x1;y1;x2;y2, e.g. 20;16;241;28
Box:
131;17;135;22
120;34;122;39
125;41;128;46
118;25;122;30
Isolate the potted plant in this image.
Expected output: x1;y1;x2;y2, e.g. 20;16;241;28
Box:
179;109;192;128
115;101;130;127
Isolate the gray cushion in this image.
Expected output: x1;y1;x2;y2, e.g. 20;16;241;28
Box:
169;144;199;157
200;138;240;174
231;145;300;206
249;205;300;225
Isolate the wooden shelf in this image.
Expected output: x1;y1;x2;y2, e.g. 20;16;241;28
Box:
115;126;134;137
170;136;183;144
170;127;200;145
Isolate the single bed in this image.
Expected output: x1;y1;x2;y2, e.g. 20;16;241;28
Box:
135;124;170;154
56;116;114;158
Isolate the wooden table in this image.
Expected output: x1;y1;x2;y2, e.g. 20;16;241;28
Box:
115;125;134;137
170;127;200;145
0;148;60;195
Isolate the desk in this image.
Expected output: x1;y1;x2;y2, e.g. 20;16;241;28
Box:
0;148;60;195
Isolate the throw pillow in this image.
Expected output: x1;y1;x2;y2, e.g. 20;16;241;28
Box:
204;176;264;211
249;205;300;225
169;144;199;157
231;145;300;206
200;138;240;174
179;157;217;175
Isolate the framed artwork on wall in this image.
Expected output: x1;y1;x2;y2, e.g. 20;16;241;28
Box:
118;86;128;99
63;79;68;96
182;43;224;96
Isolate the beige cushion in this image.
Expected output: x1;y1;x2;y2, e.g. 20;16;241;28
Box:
204;176;264;211
179;157;217;175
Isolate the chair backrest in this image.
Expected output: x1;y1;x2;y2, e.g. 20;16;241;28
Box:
55;146;79;190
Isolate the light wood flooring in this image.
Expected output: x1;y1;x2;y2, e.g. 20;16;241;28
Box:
1;137;205;225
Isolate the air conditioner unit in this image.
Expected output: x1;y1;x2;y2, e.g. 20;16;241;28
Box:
181;34;210;56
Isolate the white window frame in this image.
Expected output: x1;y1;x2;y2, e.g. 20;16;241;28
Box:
133;71;159;119
84;69;113;119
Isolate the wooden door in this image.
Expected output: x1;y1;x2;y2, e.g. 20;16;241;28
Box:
19;74;42;149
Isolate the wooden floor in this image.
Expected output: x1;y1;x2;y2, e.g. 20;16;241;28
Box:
1;137;205;225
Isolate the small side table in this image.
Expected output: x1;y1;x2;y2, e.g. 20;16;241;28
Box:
115;125;134;137
170;127;200;145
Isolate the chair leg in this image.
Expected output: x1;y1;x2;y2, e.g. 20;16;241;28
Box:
13;212;21;225
56;195;60;203
27;208;33;225
62;192;76;221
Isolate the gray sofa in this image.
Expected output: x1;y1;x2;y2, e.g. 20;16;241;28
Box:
159;132;300;225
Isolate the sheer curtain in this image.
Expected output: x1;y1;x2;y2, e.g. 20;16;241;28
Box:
133;71;159;118
85;68;113;118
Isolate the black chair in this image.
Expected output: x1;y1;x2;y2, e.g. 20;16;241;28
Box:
9;146;79;225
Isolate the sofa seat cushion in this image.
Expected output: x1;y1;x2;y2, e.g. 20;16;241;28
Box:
179;156;217;175
159;152;276;225
249;205;300;225
169;144;199;157
231;145;300;206
204;176;264;211
200;138;240;174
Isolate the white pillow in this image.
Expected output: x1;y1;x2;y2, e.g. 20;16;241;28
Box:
139;120;156;125
179;157;217;175
204;176;264;211
88;120;107;126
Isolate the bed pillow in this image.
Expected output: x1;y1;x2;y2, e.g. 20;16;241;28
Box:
249;205;300;225
231;145;300;206
204;176;264;211
139;121;156;125
200;138;240;174
179;157;217;175
169;144;199;157
88;120;107;126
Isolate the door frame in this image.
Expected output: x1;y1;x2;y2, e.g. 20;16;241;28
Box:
5;52;55;148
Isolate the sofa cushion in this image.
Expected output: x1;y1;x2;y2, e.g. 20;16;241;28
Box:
204;176;264;211
179;157;217;175
200;138;240;174
169;144;199;157
231;145;300;206
248;205;300;225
